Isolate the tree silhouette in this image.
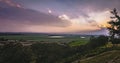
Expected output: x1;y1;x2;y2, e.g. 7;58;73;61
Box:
107;8;120;44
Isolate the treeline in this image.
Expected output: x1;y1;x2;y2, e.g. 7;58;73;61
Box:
0;33;24;36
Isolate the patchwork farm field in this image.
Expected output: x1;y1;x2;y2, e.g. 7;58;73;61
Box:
0;34;90;46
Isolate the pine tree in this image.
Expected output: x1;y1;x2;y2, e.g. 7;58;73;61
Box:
107;8;120;44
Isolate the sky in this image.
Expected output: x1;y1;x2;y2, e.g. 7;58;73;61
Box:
0;0;120;35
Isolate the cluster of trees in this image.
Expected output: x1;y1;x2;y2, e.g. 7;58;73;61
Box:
88;36;108;48
31;43;76;63
0;42;76;63
0;43;35;63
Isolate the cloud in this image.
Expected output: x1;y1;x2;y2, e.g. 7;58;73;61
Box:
0;0;70;28
56;10;111;34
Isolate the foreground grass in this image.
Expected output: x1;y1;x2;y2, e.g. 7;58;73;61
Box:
78;50;120;63
72;46;120;63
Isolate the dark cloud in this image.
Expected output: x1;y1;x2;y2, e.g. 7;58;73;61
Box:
0;0;70;27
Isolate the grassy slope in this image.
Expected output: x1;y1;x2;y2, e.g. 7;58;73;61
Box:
73;50;120;63
68;38;89;46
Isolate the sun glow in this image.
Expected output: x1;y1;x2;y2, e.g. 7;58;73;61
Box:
88;10;111;27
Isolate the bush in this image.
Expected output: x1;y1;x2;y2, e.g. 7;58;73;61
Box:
112;38;120;44
0;37;8;41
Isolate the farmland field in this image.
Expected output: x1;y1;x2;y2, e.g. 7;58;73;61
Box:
0;34;90;45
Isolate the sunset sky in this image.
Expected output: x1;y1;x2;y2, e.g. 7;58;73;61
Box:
0;0;120;35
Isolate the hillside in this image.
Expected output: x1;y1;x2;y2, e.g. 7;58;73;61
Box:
73;50;120;63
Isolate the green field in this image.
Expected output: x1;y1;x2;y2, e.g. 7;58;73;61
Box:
68;38;89;46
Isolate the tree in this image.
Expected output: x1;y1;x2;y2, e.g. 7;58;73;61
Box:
107;8;120;44
88;35;108;49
